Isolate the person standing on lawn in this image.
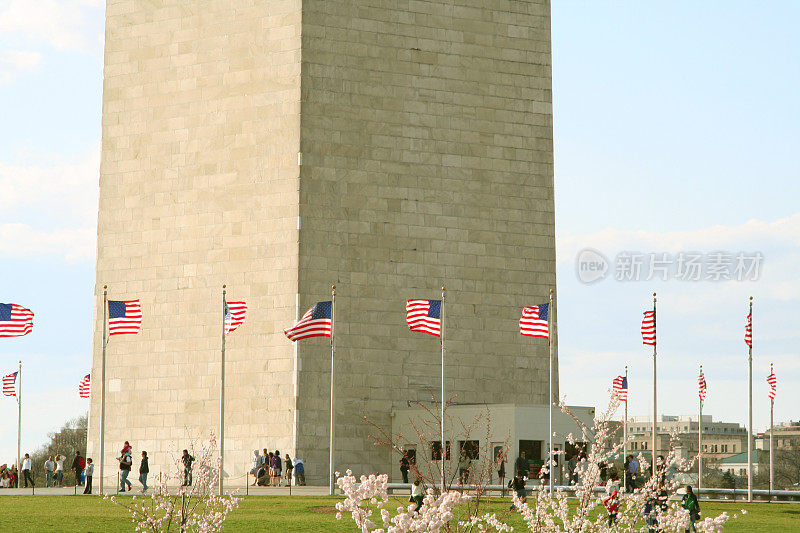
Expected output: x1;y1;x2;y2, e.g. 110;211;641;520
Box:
21;453;34;488
44;456;56;487
497;451;506;487
55;454;66;487
139;451;149;492
181;449;195;486
603;489;620;526
119;452;133;492
284;453;293;486
626;455;639;492
515;451;528;478
681;485;701;533
250;450;262;486
271;450;282;486
457;450;472;485
400;452;410;483
266;451;274;486
71;451;85;486
83;459;94;494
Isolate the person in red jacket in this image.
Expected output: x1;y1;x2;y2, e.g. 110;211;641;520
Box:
603;489;620;526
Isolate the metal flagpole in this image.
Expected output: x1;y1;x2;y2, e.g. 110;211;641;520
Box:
769;362;774;495
623;365;628;493
440;286;446;492
652;293;657;477
698;365;703;494
220;285;227;496
747;296;753;502
548;289;554;493
16;360;21;478
99;286;108;495
329;285;336;496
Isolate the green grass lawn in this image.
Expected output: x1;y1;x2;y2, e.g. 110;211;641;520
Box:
0;495;796;532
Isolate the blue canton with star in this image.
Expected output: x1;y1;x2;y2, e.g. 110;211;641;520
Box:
108;300;127;319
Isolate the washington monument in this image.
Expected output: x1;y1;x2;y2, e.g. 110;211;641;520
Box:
88;0;556;485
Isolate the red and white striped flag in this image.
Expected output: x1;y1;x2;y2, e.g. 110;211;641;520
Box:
284;301;332;341
767;372;777;400
745;313;752;347
612;375;628;402
79;374;91;398
2;372;17;397
641;310;655;346
698;371;707;402
406;299;442;337
225;301;247;335
0;303;34;338
520;304;549;339
108;299;142;335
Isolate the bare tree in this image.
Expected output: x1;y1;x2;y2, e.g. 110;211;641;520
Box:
29;414;88;485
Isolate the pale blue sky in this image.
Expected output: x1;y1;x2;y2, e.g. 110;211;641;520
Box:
1;1;798;465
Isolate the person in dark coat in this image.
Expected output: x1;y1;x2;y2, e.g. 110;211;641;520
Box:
400;452;410;484
139;451;149;492
515;451;529;478
508;475;526;510
181;450;195;486
71;451;85;486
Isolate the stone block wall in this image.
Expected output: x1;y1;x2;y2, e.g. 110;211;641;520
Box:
89;0;303;484
296;0;556;483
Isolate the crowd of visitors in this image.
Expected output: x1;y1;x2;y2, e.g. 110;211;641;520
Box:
0;439;184;494
0;451;83;489
0;464;17;488
250;449;305;486
5;442;309;491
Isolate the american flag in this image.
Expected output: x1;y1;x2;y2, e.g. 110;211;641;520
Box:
224;301;247;335
698;371;707;402
0;303;34;338
767;372;777;400
520;304;549;339
79;374;91;399
284;301;332;341
2;372;17;397
641;310;655;346
612;375;628;402
406;299;441;337
745;313;752;347
108;300;142;335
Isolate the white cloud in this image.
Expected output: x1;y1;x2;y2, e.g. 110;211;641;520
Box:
0;143;99;262
0;0;104;55
0;142;100;225
0;48;41;84
557;214;800;264
557;213;800;302
0;222;95;262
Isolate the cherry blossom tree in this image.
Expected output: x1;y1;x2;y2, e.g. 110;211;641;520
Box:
107;432;241;533
334;394;744;532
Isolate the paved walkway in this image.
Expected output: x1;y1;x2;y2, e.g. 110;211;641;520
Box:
0;485;333;496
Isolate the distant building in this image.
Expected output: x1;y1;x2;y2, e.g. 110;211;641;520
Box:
619;415;749;461
717;450;764;478
756;421;800;451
